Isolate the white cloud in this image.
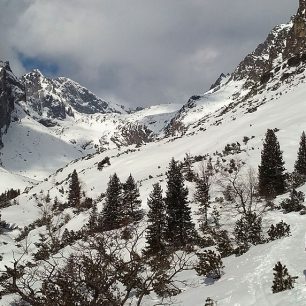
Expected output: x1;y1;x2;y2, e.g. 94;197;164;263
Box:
0;0;297;106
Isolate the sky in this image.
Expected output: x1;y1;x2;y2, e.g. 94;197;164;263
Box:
0;0;297;108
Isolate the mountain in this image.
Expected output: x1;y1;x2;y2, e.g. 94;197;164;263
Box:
0;62;182;184
21;69;125;122
2;1;306;305
165;0;306;137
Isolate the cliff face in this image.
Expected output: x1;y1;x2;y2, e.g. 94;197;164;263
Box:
284;0;306;58
232;0;306;88
0;61;25;147
21;70;124;121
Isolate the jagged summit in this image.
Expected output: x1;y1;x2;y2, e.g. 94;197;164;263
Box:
0;61;11;72
21;70;125;120
299;0;306;12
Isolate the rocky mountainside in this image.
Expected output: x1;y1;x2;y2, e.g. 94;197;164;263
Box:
165;0;306;136
21;69;125;124
0;61;24;147
0;62;181;182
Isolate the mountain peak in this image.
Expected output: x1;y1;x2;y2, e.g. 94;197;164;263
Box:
0;61;12;72
31;68;43;76
299;0;306;12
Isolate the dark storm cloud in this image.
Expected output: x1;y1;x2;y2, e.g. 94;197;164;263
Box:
0;0;297;107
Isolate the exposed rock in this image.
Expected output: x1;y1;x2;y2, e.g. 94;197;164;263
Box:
284;0;306;58
0;61;24;147
210;73;228;90
232;0;306;88
22;70;124;120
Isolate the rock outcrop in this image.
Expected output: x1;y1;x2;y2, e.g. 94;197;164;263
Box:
0;61;24;147
21;70;124;121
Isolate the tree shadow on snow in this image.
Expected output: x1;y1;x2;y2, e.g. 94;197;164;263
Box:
203;277;218;286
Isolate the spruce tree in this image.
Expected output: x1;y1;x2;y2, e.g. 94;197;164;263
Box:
258;129;286;198
68;170;81;208
294;131;306;176
194;170;210;225
145;183;167;256
165;158;195;248
122;174;142;223
272;262;294;293
195;250;224;279
215;230;234;258
234;212;263;247
101;173;123;231
88;202;98;231
182;153;195;182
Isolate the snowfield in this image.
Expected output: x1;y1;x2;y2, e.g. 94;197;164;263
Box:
2;62;306;304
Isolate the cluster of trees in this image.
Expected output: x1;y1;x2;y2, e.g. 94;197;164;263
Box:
146;158;196;256
0;188;20;208
88;173;143;232
259;129;306;199
1;128;305;304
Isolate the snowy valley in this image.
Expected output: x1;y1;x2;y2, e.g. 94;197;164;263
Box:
1;1;306;306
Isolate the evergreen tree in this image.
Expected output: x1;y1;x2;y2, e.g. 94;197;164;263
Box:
165;158;195;248
268;221;291;241
258;129;286;198
68;170;81;208
88;202;98;231
101;173;123;231
122;174;142;223
211;205;220;227
214;230;234;258
194;170;210;225
195;250;224;279
294;131;306;176
280;188;305;213
234;212;263;248
182;153;195;182
272;262;294;293
145;183;167;256
204;297;215;306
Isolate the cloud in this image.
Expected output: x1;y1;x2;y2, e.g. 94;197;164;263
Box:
0;0;297;107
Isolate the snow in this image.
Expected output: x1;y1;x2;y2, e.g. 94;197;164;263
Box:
2;64;306;304
3;15;306;305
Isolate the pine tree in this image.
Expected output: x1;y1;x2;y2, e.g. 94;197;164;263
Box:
234;212;263;247
194;170;210;225
204;297;215;306
268;221;290;241
88;202;98;231
215;230;234;258
68;170;81;208
165;158;195;248
272;262;294;293
280;188;305;213
258;129;286;198
294;131;306;176
195;250;224;279
122;174;142;223
145;183;167;256
182;153;195;182
101;173;123;231
211;205;220;227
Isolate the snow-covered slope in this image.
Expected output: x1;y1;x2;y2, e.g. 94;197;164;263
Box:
0;63;182;186
2;70;306;304
2;1;306;305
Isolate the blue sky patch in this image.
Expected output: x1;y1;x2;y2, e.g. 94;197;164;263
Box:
18;53;59;76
